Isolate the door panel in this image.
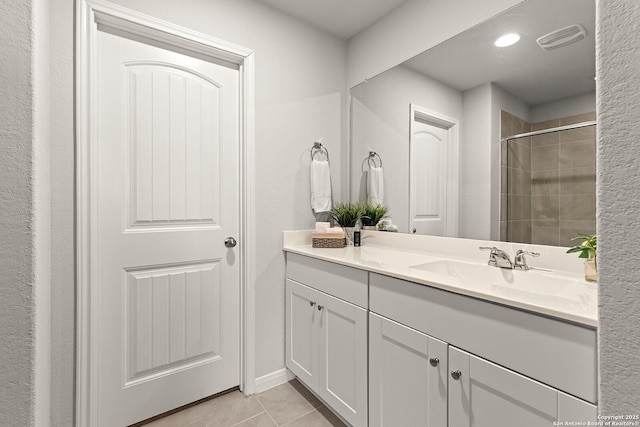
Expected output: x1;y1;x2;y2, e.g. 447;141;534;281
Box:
449;347;558;427
558;392;597;423
318;292;367;426
369;313;447;427
96;29;240;426
410;120;449;236
286;280;319;389
125;64;222;227
124;262;222;384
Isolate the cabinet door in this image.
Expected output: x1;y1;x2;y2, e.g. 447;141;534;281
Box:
558;392;597;424
317;292;368;426
285;280;319;389
449;347;558;427
369;313;448;427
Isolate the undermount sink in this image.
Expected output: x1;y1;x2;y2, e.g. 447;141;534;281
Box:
410;259;582;296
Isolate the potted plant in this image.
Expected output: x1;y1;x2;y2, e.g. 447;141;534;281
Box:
361;203;389;230
566;234;597;282
330;202;364;245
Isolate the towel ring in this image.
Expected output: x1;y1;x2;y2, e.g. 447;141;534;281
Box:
311;142;330;163
362;151;383;171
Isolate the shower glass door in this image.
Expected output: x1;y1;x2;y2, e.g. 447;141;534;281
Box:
500;111;596;247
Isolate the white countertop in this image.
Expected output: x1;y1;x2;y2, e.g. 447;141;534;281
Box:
283;230;598;327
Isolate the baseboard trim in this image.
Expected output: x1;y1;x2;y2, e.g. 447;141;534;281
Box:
255;368;296;394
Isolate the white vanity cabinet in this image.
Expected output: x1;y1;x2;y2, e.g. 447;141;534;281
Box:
285;253;368;427
369;313;448;427
283;248;597;427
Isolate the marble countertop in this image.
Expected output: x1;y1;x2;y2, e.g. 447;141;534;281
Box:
283;230;597;327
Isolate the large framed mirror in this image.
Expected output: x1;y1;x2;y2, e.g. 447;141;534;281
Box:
350;0;596;247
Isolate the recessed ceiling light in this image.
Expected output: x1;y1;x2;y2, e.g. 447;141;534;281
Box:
495;33;522;47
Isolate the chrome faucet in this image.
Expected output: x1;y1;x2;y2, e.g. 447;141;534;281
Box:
479;247;514;269
513;249;540;271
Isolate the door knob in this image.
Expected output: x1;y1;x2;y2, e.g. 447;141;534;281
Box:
310;301;316;307
224;237;237;248
317;305;324;311
451;370;462;380
429;358;439;367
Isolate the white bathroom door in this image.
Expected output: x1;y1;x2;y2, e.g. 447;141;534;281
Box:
94;29;240;426
409;106;458;237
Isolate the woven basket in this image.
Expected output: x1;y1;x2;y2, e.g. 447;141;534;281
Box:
312;232;346;248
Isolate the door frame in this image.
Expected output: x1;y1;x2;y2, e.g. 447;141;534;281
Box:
75;1;256;425
408;104;459;237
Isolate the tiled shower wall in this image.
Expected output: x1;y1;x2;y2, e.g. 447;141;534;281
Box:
500;111;596;247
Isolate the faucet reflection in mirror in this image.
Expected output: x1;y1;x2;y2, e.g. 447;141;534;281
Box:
500;110;596;247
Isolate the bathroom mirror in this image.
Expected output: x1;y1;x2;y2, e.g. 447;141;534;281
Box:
350;0;596;247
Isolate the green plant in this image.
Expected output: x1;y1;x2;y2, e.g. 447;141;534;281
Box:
331;202;364;227
566;234;597;259
361;203;389;227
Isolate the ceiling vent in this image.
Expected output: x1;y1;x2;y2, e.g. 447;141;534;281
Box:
536;24;587;51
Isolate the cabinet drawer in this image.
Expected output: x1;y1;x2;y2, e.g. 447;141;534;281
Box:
370;273;597;403
286;253;368;308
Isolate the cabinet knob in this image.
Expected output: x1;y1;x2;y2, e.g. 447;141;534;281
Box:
310;301;316;307
429;358;439;367
450;370;462;380
317;305;324;311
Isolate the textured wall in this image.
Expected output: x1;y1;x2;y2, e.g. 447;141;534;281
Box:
0;0;36;425
597;0;640;412
33;0;51;423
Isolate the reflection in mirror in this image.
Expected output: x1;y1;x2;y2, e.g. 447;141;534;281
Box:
502;114;596;247
349;0;596;247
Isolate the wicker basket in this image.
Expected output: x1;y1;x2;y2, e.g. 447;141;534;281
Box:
312;232;346;248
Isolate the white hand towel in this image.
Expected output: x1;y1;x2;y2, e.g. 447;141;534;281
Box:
310;160;332;213
368;166;384;206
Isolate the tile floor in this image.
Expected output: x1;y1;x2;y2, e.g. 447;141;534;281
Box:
140;379;346;427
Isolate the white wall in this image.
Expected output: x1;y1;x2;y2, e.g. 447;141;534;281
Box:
459;84;493;239
49;0;74;424
596;0;640;412
346;0;527;88
350;65;463;233
48;0;347;424
530;91;596;123
490;84;531;239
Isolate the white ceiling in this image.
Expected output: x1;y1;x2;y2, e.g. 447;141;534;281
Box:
255;0;410;40
402;0;596;105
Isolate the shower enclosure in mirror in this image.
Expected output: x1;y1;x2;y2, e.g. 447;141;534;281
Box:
349;0;596;246
501;111;596;247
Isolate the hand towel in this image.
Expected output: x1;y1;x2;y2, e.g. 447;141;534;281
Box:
315;222;331;233
311;160;332;213
368;166;384;206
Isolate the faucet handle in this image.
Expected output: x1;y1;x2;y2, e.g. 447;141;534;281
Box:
515;249;540;257
514;249;540;270
479;246;497;253
479;246;499;267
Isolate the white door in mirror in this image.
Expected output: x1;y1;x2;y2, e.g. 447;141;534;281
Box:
410;108;457;236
